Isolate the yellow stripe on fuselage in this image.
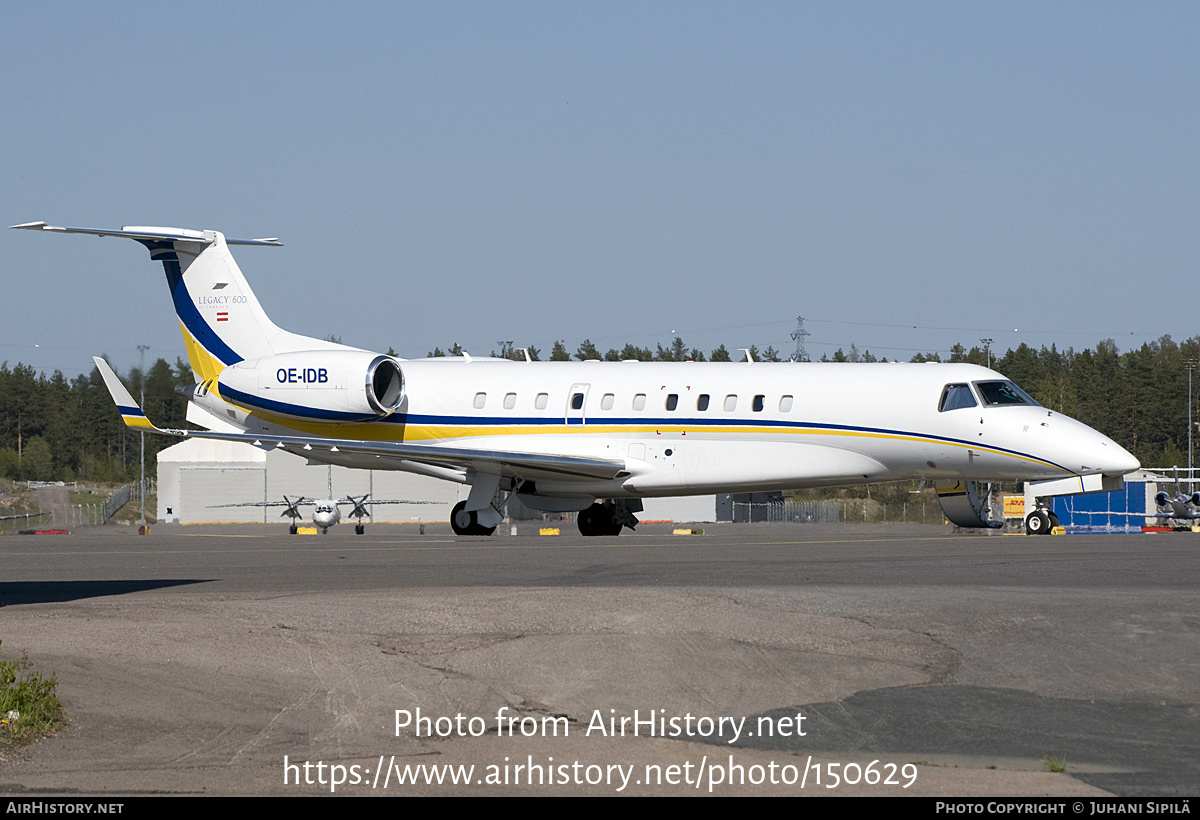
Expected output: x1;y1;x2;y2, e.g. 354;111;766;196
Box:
230;404;1064;473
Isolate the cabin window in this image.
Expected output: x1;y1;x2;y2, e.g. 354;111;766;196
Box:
779;395;793;412
974;380;1039;407
535;393;548;410
601;393;614;410
697;394;710;411
724;394;737;411
752;394;765;412
665;393;679;411
503;393;517;410
633;394;646;410
473;392;487;409
571;392;585;410
938;384;976;412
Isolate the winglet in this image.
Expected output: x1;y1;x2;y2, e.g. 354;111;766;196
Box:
93;356;157;430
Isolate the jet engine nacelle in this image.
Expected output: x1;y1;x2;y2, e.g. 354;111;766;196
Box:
217;350;404;422
1155;491;1171;508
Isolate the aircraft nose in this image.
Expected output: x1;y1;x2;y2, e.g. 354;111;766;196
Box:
1095;437;1139;476
1060;416;1139;476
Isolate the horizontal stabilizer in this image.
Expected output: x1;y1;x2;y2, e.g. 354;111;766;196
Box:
11;221;281;246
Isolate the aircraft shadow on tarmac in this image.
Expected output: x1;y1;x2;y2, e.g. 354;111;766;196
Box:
0;579;212;606
693;685;1198;798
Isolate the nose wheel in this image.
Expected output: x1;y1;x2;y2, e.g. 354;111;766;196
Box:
1025;509;1060;535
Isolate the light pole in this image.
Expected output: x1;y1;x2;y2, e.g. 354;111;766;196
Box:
138;344;149;527
979;338;993;369
1187;359;1197;493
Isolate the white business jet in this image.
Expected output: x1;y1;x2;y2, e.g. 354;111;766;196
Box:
1153;491;1200;522
12;221;1140;536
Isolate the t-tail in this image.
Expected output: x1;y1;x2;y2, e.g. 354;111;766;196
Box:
10;221;347;383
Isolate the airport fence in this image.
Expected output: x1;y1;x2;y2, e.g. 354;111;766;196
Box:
733;499;938;524
50;480;156;527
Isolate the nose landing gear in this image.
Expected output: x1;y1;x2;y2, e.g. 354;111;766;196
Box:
1024;508;1060;535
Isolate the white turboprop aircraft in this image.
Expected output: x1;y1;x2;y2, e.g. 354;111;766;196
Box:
13;221;1140;536
211;494;407;535
210;466;438;534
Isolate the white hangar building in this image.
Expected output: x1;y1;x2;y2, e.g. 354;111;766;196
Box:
156;438;462;525
156;439;718;526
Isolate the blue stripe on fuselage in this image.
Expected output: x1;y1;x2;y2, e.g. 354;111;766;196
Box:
219;384;381;422
215;392;1069;472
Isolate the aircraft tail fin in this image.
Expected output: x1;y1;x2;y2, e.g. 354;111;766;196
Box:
14;222;348;384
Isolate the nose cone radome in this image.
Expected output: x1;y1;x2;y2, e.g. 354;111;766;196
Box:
1101;440;1140;476
1057;415;1139;476
1079;433;1139;476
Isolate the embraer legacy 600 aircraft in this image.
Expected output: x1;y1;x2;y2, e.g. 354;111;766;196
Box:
13;222;1139;536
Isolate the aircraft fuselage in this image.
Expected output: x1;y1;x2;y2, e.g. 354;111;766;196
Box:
206;358;1137;501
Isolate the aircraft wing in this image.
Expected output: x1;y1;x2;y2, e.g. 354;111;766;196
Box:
94;357;628;483
338;498;440;505
208;500;315;508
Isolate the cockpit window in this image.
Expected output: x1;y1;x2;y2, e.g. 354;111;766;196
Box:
974;380;1039;407
939;383;977;412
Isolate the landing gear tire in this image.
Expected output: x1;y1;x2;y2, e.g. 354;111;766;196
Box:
1025;510;1052;535
578;503;621;537
289;524;298;535
355;523;365;535
450;501;497;536
1049;512;1060;530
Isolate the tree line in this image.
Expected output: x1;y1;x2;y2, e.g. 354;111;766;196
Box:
2;333;1197;482
0;357;192;484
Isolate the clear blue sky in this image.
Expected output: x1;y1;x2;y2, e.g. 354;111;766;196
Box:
4;1;1197;377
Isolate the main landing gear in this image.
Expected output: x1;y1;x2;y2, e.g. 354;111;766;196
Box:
576;500;641;537
450;501;498;536
577;503;622;537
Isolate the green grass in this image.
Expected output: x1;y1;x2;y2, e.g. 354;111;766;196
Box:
1042;754;1067;773
0;641;64;743
69;489;109;506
